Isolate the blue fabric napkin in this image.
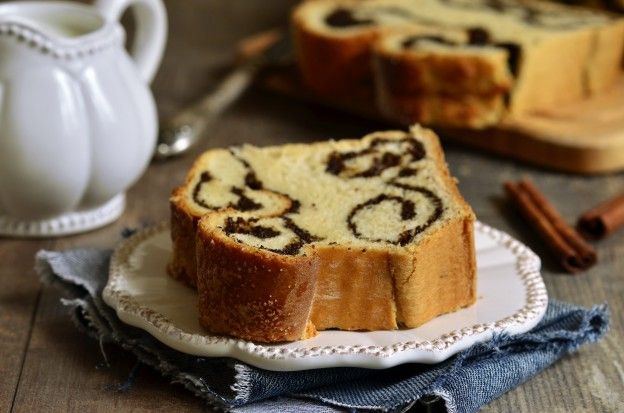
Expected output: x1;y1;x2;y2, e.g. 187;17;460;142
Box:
36;248;609;413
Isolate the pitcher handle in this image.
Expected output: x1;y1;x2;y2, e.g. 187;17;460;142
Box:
95;0;167;84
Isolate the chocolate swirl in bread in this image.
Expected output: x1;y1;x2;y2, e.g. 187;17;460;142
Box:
325;136;425;178
325;5;442;28
206;134;438;255
400;28;522;78
347;187;444;246
223;216;322;255
191;152;266;212
175;130;452;257
325;7;373;27
342;0;613;27
189;147;299;217
323;135;444;245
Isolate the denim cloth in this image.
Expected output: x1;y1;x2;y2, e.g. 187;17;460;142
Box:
36;248;609;413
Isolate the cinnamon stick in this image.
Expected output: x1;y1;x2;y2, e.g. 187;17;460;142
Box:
504;179;597;273
578;193;624;239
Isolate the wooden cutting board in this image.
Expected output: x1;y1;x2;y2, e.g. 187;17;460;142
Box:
237;29;624;175
259;66;624;175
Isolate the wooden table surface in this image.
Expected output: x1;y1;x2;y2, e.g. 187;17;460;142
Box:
1;1;623;412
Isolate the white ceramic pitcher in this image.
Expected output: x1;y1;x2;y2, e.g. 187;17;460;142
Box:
0;0;166;236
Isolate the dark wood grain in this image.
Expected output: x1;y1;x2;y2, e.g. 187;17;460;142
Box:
0;240;47;413
1;0;623;412
11;287;205;413
445;149;624;412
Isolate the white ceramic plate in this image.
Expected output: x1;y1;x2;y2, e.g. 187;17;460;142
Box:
103;221;548;371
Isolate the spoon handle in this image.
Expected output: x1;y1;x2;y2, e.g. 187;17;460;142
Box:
178;60;258;127
154;32;292;160
154;60;258;159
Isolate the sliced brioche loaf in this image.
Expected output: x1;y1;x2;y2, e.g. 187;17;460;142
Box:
292;0;624;127
373;28;512;127
169;126;476;342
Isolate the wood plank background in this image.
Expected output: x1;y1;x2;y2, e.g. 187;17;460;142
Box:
1;0;623;412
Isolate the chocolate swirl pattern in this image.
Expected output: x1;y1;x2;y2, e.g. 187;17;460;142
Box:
190;149;291;215
190;148;323;256
325;134;445;246
199;134;446;253
191;170;263;212
327;0;611;29
326;137;425;178
325;5;441;28
224;216;322;255
188;133;445;255
400;28;522;78
325;8;374;27
347;187;443;246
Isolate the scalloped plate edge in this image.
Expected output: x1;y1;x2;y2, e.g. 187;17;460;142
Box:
103;221;548;371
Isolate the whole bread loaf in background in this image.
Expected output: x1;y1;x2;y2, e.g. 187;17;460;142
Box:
169;126;476;342
292;0;624;128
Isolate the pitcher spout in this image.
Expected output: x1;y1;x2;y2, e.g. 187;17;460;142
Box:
0;2;121;57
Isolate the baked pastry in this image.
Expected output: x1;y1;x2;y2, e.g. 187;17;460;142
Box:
292;0;624;127
170;126;476;342
373;28;513;127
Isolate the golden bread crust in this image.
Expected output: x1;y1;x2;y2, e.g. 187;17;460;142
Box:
310;247;398;330
377;91;504;128
169;195;200;287
374;52;511;95
292;8;377;98
197;218;320;342
391;127;476;326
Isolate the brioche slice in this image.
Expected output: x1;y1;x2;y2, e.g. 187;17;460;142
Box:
292;0;624;126
170;126;476;342
374;29;512;127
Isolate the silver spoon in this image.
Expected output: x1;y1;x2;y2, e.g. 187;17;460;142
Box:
154;33;292;160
